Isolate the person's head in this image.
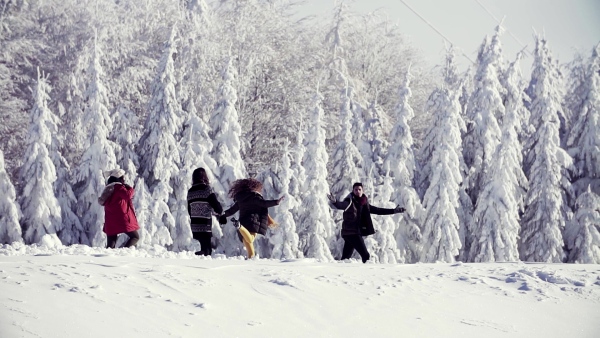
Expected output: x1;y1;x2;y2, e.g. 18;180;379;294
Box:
192;167;209;185
352;182;363;197
105;168;125;185
228;178;263;198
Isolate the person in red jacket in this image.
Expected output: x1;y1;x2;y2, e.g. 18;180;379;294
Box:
98;169;140;249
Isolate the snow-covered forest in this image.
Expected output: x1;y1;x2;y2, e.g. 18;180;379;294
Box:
0;0;599;264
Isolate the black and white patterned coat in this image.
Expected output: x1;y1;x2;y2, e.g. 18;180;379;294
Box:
187;183;223;232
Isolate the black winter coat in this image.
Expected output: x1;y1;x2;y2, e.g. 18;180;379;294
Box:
332;193;395;236
223;190;279;235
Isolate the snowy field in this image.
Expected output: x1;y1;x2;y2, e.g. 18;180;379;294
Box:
1;244;599;338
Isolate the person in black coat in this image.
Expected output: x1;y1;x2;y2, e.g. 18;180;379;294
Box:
187;168;223;256
219;178;283;259
328;182;405;263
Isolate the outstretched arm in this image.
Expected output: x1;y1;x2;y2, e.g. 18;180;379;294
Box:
222;202;239;217
370;204;405;215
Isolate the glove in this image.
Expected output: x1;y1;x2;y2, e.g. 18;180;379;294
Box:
327;194;336;204
218;215;227;225
394;205;405;213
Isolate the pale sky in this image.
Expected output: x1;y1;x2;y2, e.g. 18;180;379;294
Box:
301;0;600;73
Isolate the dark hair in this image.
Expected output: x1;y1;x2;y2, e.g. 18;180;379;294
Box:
352;182;363;188
228;178;263;199
107;176;124;185
192;168;209;185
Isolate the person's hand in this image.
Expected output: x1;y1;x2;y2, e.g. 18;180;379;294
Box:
218;215;228;225
394;205;405;213
327;193;336;204
276;196;285;205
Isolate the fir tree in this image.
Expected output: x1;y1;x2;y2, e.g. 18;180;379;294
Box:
370;174;404;263
564;186;600;263
171;106;223;252
298;89;335;261
209;55;247;257
132;177;153;247
0;149;22;244
112;105;141;181
138;26;181;189
383;66;423;263
330;85;362;199
268;140;301;260
519;35;573;263
468;60;528;262
525;36;568;149
289;120;308;227
567;44;600;197
420;88;463;263
463;25;505;206
19;71;62;246
329;85;362;258
73;36;117;247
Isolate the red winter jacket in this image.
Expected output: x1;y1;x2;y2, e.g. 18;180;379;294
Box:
98;183;140;236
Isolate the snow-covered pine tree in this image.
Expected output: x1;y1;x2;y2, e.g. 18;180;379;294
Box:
369;174;403;263
383;66;423;263
519;35;573;263
289;119;308;226
362;99;389;180
443;45;462;92
525;36;568;149
209;55;247;257
268;140;301;260
63;73;86;166
112;105;141;181
138;26;181;189
500;52;531;144
19;70;62;246
148;181;175;248
462;25;505;206
468;59;528;262
171;104;224;252
52;150;87;246
132;177;153;247
136;26;183;249
567;44;600;198
420;88;463;263
298;89;335;261
564;186;600;263
329;84;363;258
73;36;117;247
253;165;280;258
330;85;362;199
564;53;588;132
0;149;22;244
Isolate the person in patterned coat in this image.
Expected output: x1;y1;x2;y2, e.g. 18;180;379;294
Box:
187;168;223;256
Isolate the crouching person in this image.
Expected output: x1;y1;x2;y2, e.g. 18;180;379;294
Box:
328;182;405;263
98;169;140;248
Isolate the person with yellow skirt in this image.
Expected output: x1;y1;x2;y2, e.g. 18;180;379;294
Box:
219;178;283;259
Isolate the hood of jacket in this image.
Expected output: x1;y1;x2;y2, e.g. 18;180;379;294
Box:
98;182;122;206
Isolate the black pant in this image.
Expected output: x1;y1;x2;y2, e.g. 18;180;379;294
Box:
106;230;139;249
341;235;370;263
193;232;212;256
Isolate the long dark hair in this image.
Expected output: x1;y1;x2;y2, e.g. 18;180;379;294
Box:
192;168;209;185
228;178;262;199
107;176;124;185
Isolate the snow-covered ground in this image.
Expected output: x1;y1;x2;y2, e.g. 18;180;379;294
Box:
1;244;599;338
